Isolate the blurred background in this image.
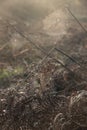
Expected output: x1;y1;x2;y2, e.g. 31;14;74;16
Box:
0;0;87;87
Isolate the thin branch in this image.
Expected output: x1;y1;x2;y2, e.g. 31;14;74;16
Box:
0;44;7;52
13;49;29;57
55;47;85;69
67;7;87;35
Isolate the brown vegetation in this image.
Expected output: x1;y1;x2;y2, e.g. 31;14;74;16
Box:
0;14;87;130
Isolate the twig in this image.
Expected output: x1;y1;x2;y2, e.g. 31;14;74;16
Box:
0;44;7;52
67;7;87;35
13;49;29;57
55;48;81;67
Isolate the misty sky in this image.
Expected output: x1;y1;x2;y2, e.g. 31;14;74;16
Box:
0;0;87;22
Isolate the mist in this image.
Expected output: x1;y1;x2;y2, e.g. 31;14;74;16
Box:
0;0;86;23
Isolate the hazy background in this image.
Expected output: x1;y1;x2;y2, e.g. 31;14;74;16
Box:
0;0;87;44
0;0;87;23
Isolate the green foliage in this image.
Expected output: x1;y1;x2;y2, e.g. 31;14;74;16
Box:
0;66;24;79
